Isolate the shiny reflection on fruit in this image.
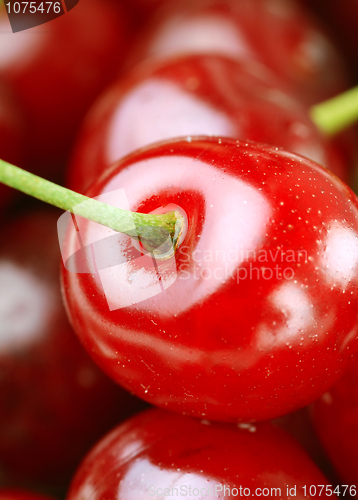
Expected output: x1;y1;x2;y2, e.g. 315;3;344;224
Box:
0;262;54;353
67;408;334;500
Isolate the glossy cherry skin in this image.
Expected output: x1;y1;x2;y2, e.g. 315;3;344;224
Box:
0;208;144;488
0;0;129;172
67;54;349;194
67;408;335;500
310;354;358;485
129;0;349;105
62;138;358;422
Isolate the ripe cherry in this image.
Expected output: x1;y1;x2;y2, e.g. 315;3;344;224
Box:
273;407;339;483
128;0;349;105
67;407;336;500
0;208;144;487
298;0;358;74
68;54;350;194
62;137;358;422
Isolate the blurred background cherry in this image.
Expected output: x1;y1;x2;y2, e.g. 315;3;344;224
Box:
67;408;337;500
0;0;131;178
0;207;145;493
67;54;353;194
127;0;350;106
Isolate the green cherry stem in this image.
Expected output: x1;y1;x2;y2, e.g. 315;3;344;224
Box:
0;158;184;256
310;85;358;136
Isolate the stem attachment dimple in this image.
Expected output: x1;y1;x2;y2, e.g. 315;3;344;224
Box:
128;209;185;258
0;159;185;254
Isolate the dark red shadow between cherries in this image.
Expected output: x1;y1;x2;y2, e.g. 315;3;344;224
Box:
0;0;129;173
311;353;358;486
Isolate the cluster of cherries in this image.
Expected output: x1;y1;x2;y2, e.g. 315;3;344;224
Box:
1;0;358;498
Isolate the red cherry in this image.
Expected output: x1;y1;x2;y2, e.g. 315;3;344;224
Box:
311;354;358;486
62;137;358;422
0;208;144;487
68;54;350;194
67;408;336;500
0;0;129;172
129;0;349;105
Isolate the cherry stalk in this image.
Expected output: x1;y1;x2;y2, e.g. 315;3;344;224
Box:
311;84;358;136
0;158;184;256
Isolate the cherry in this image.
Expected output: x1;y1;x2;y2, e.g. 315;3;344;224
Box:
0;0;129;172
0;208;144;488
67;54;351;194
116;0;166;29
273;408;340;484
67;407;336;500
128;0;349;106
310;354;358;486
61;137;358;422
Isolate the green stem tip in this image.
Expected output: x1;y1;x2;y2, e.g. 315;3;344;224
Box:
310;85;358;137
0;159;185;258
